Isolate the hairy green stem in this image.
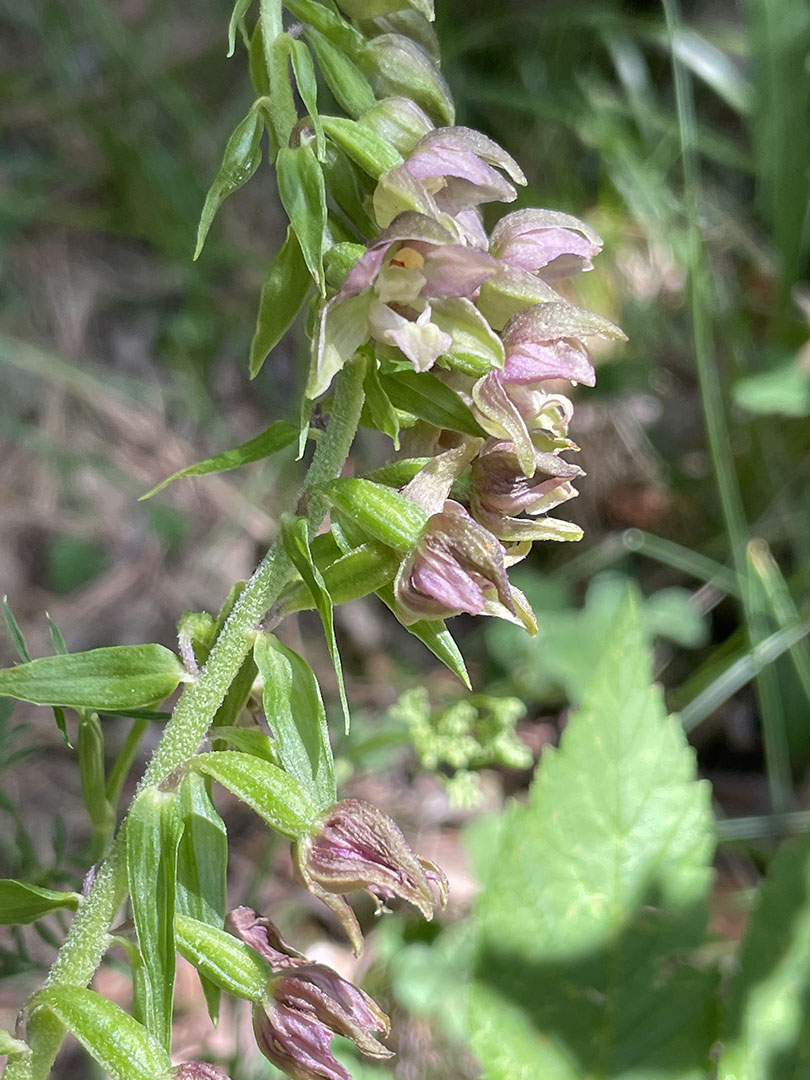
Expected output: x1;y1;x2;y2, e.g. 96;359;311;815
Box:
14;359;365;1079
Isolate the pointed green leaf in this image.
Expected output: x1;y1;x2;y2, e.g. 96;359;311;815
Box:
195;105;264;259
254;632;336;809
276;143;327;294
46;614;72;746
249;227;313;378
0;880;80;925
227;0;253;56
362;353;400;447
321;115;403;179
286;37;324;158
33;987;171;1080
141;420;297;498
281;515;350;732
127;787;183;1052
375;584;470;688
3;597;31;661
0;644;187;710
379;369;485;437
469;597;716;1079
175;914;270;1001
193;751;318;838
718;828;810;1079
176;773;228;1025
77;712;115;858
208;725;278;762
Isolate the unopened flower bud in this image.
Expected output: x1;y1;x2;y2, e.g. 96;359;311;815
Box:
360;96;435;155
293;798;448;954
471;440;582;518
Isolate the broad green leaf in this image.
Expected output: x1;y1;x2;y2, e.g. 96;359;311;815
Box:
281;514;350;732
176;773;228;1024
254;633;336;809
380;369;486;437
0;880;80;925
127;787;183;1052
0;644;187;710
276;143;327;293
376;584;470;688
325;478;428;553
249;227;313;378
470;597;716;1080
305;28;376;118
321;116;403;179
193;751;318;838
33;987;171;1080
195;105;264;259
141;419;297;498
175;914;270;1001
718;829;810;1079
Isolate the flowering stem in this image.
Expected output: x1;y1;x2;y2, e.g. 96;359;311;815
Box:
13;359;366;1080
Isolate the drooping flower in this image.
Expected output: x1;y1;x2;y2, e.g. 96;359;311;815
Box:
292;798;448;954
228;908;392;1080
489;208;603;278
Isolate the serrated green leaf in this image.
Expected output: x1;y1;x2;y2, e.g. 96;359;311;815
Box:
276;143;327;293
193;751;318;838
321;115;403;178
0;644;187;710
280;515;350;733
127;787;183;1052
717;829;810;1079
254;633;336;809
176;773;228;1025
470;597;716;1080
195;105;264;259
249;227;313;378
379;369;486;437
175;914;270;1001
0;880;80;925
33;987;171;1080
141;420;297;498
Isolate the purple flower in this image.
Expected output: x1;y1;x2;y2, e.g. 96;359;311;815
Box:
490;208;603;278
228;907;393;1080
310;213;498;397
469;440;584;544
393;498;535;633
292;798;448;954
171;1065;230;1080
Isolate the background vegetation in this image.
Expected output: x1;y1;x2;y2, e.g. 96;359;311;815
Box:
1;0;809;1076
